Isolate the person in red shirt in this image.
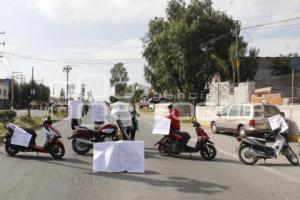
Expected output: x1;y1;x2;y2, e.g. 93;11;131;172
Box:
166;104;180;131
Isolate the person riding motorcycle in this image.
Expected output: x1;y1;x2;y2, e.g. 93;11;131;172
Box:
165;104;189;144
166;104;180;131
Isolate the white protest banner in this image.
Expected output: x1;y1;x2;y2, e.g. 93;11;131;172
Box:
91;102;107;122
109;102;132;127
152;116;171;135
68;100;82;119
154;103;169;117
268;114;289;133
11;127;32;147
93;141;144;173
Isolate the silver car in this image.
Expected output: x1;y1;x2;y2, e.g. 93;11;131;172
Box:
211;103;281;136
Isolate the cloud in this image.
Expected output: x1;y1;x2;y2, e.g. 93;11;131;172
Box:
212;0;300;26
250;36;300;57
27;0;168;25
93;38;143;59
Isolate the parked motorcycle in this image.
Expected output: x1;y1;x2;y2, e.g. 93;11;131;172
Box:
236;127;298;165
154;121;217;160
68;119;128;155
4;117;65;159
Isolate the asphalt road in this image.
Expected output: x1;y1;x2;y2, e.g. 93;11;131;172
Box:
1;112;300;200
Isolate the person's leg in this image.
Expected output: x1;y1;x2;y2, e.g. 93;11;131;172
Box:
130;129;136;140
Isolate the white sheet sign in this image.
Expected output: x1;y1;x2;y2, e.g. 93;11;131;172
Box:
11;127;32;147
152;116;171;135
91;103;107;122
268;114;289;133
68;100;82;119
93;141;144;173
111;110;132;127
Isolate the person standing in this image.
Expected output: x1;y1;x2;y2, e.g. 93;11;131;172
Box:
129;104;139;140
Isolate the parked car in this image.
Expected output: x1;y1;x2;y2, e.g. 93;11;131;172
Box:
210;103;281;136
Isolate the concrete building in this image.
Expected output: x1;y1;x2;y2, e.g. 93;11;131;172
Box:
0;80;9;109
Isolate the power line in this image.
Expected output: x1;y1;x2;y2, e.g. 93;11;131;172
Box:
4;51;145;65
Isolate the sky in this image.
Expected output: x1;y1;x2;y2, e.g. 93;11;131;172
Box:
0;0;300;101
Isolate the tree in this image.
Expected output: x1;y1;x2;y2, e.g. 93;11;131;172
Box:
269;53;298;76
110;63;129;96
60;88;65;100
126;83;144;103
143;0;248;96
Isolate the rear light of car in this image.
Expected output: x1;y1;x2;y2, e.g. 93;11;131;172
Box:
236;137;242;142
249;119;256;126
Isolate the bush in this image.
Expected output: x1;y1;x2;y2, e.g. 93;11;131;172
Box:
0;110;17;122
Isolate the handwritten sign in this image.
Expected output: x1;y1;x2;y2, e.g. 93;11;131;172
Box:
268;114;289;133
152;116;171;135
11;127;32;147
68;100;82;119
93;141;144;173
91;103;107;122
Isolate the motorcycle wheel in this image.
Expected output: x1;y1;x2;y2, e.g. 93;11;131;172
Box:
49;143;65;159
72;137;91;155
5;143;19;156
158;144;169;156
238;145;258;165
200;144;217;161
284;146;299;166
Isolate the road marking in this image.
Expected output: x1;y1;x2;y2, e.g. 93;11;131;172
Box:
140;116;300;184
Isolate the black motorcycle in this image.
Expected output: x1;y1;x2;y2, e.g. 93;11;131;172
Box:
236;128;298;165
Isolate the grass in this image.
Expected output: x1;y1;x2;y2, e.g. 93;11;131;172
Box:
181;118;194;124
14;115;44;129
139;107;154;113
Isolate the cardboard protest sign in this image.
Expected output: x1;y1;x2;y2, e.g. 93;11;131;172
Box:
268;114;289;133
91;102;107;122
93;141;144;173
68;100;83;119
11;127;32;147
152;116;171;135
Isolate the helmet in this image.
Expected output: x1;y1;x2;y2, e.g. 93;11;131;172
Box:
43;116;52;126
167;104;173;110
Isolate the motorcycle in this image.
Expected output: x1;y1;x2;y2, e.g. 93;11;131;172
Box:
154;121;217;160
236;127;299;165
68;119;128;155
3;117;65;159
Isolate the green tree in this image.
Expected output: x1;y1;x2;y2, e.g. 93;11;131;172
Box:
60;88;65;100
143;0;247;96
110;63;129;96
269;53;299;76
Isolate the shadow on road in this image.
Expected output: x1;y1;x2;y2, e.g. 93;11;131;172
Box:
0;152;91;171
89;171;230;194
144;149;240;165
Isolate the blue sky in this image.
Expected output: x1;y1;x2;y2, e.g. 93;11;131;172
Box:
0;0;300;101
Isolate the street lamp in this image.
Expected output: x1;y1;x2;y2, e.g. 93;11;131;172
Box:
63;66;72;110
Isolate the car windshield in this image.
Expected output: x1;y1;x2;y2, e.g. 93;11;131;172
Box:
264;105;280;117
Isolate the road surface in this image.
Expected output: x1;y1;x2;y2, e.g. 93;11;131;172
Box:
1;112;300;200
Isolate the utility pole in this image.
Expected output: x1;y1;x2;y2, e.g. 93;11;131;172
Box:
0;31;5;59
11;71;21;108
236;20;240;85
63;65;72;108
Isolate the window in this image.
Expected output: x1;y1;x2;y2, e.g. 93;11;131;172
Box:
264;105;280;117
0;89;2;95
241;105;251;116
229;105;241;116
3;89;7;97
254;105;264;117
220;106;230;116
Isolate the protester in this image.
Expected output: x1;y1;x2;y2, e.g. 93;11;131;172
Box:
166;103;180;131
128;104;139;140
280;112;289;142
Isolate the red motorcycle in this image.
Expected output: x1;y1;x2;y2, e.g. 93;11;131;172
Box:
68;120;125;155
154;121;217;160
4;117;65;159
